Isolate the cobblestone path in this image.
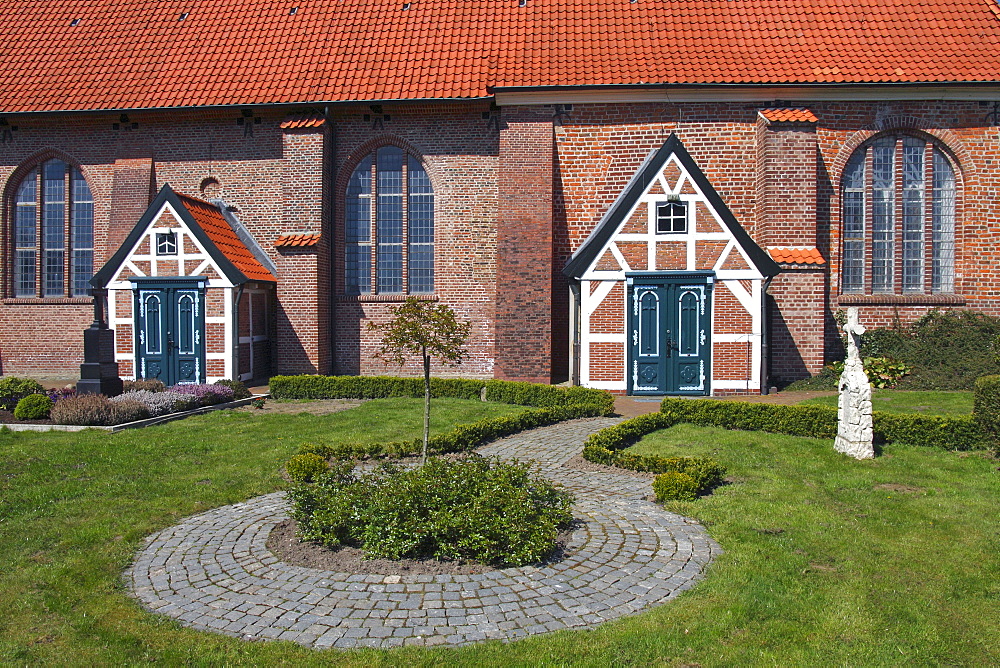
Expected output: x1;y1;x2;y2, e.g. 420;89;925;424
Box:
125;418;720;649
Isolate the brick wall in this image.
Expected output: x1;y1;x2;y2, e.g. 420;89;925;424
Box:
496;107;555;383
3;98;1000;385
330;101;499;378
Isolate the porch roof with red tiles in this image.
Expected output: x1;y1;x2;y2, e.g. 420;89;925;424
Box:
176;193;277;282
3;0;1000;113
768;247;826;265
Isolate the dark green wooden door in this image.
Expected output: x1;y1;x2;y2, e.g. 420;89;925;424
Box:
134;280;205;386
627;273;712;395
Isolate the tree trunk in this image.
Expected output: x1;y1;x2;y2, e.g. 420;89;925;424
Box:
422;345;431;465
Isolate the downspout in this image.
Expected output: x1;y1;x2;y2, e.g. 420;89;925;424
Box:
233;284;246;381
761;276;774;394
569;281;581;386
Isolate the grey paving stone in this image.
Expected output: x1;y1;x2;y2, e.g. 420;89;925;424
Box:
125;417;720;649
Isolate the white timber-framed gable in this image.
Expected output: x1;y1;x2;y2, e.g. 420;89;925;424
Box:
564;134;781;394
91;184;276;384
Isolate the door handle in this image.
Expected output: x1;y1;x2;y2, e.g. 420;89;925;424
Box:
665;330;674;356
166;333;174;352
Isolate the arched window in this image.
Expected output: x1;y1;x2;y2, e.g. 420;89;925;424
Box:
11;159;93;297
841;135;956;295
344;146;433;294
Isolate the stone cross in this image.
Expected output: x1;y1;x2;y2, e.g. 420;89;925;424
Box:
834;307;874;459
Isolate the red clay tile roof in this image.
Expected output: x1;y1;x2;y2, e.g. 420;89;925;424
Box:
768;247;826;265
280;114;326;130
3;0;1000;112
176;193;277;282
760;108;820;123
275;233;322;248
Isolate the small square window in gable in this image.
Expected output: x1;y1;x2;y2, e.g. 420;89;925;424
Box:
616;242;647;271
695;201;727;234
156;232;177;256
695;240;729;270
655;240;687;270
655;201;687;234
621;208;646;234
661;162;683;192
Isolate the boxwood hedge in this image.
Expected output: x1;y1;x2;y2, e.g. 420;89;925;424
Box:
269;374;615;414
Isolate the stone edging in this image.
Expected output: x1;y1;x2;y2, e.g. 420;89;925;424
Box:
125;418;721;649
1;395;263;433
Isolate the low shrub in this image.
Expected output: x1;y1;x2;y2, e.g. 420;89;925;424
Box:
111;399;152;424
112;390;195;416
289;455;575;566
122;379;165;393
168;383;234;407
214;378;252;400
974;375;1000;453
269;374;615;415
651;397;983;450
51;394;150;426
653;471;700;502
286;453;329;483
13;393;54;420
827;357;912;389
0;376;45;411
45;387;76;402
297;403;608;461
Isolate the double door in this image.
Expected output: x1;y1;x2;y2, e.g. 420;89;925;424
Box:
627;273;712;395
134;280;205;386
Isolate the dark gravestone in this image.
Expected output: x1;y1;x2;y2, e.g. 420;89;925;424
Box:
77;289;123;397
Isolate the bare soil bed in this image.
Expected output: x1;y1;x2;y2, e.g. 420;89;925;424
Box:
0;410;53;425
266;517;578;576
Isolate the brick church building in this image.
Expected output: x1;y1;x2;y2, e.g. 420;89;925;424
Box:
2;0;1000;394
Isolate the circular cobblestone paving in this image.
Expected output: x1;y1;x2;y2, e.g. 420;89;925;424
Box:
126;418;721;649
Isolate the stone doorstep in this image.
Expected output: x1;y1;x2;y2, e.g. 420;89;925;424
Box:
1;395;267;433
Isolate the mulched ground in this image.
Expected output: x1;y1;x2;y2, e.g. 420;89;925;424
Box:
266;517;578;576
0;410;53;425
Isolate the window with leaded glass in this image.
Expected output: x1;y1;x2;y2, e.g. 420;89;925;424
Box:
12;159;93;297
840;135;956;295
344;147;434;294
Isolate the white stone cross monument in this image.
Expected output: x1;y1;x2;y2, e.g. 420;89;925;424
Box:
835;307;875;459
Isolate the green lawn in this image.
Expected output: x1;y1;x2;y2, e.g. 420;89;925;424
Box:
798;389;974;416
2;399;998;665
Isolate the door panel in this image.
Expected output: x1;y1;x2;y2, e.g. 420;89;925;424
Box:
135;283;205;386
628;275;712;395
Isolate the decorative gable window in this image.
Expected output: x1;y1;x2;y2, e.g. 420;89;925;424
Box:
344;146;434;295
156;232;178;256
841;135;957;294
655;200;688;234
12;159;94;297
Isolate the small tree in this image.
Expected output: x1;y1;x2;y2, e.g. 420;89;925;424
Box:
368;297;471;463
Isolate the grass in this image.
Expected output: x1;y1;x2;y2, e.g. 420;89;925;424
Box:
797;389;974;416
2;398;998;665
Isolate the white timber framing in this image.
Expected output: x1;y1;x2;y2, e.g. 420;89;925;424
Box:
105;201;237;382
572;151;768;393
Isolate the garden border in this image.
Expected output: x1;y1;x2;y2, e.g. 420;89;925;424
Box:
0;396;261;433
582;397;987;471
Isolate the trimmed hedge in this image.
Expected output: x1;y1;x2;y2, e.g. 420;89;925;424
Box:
652;397;985;451
269;374;615;415
974;375;1000;453
299;403;608;461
